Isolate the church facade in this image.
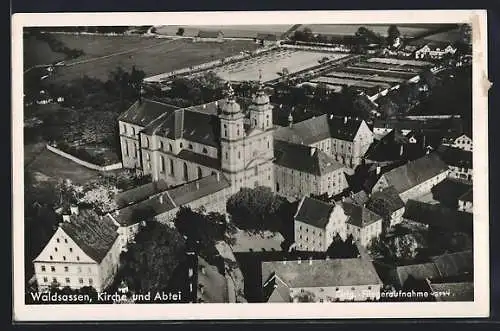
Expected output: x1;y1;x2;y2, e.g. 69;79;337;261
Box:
118;84;275;194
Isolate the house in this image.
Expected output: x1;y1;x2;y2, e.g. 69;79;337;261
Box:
458;189;473;213
415;42;457;60
255;33;279;46
342;202;383;247
365;186;405;227
430;178;472;209
371;152;449;201
119;83;275;195
364;129;424;165
274;114;374;169
373;116;464;137
390;250;473;288
436;145;473;182
261;257;383;302
33;209;122;292
402;200;473;234
107;173;232;247
193;30;224;43
274;140;349;200
442;133;472;152
294;196;349;251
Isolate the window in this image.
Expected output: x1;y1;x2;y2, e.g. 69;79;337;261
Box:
56;238;60;243
65;278;70;284
50;255;53;260
169;144;173;152
76;256;80;261
183;163;189;181
189;144;193;150
78;267;82;273
79;278;84;284
63;256;66;261
197;167;202;179
43;277;48;283
124;143;128;156
368;286;372;290
225;152;228;160
160;155;165;172
144;137;149;148
51;266;55;272
319;299;324;303
180;142;183;149
254;167;258;176
170;159;175;175
237;129;240;136
89;278;93;285
64;266;69;272
238;151;241;159
55;247;58;252
52;277;57;284
64;239;68;244
202;147;208;154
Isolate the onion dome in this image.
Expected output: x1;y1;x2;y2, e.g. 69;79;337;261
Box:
220;83;241;114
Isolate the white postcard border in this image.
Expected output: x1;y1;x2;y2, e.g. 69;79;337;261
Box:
12;9;490;321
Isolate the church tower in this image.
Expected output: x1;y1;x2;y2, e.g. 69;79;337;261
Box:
248;70;273;131
219;83;245;179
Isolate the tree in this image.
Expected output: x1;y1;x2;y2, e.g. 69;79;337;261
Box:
326;234;359;258
176;27;185;36
120;221;186;293
174;206;228;244
388;233;425;261
387;25;401;47
226;186;284;232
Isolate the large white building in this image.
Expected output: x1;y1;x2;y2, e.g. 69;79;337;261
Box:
119;83;275;195
33;209;123;292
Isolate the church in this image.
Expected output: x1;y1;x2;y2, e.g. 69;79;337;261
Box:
118;82;275;194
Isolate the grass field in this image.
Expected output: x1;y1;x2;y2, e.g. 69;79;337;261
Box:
23;35;66;69
212;49;347;82
300;24;451;38
154;25;293;38
26;147;101;185
44;37;259;83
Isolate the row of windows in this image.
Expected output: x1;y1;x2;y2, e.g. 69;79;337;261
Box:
48;255;79;261
41;265;93;273
53;246;73;253
42;276;93;285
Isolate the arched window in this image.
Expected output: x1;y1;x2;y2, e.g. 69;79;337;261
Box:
238;151;241;159
169;143;173;152
189;144;193;150
253;119;257;126
197;167;202;179
170;159;174;175
276;182;280;192
180;142;183;149
183;163;188;181
160;155;165;172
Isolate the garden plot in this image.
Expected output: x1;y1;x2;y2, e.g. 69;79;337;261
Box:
311;76;392;89
341;66;417;80
212;49;347;82
367;57;435;68
324;71;406;84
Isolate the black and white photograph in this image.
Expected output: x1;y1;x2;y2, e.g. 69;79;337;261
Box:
12;10;489;320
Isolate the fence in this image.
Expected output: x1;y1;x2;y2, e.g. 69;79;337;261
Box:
46;144;123;171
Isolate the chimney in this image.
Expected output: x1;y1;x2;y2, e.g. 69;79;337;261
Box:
159;194;164;204
400;144;404;156
62;214;71;223
344;117;347;124
216;172;220;182
70;205;79;215
376;166;381;175
310;147;316;156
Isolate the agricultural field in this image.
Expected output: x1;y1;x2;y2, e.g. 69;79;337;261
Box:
212;49;348;82
367;57;435;68
31;35;259;83
311;76;392;89
154;25;293;38
299;24;450;38
23;35;66;69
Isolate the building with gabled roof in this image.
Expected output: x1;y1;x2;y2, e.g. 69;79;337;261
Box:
415;41;457;60
261;258;383;302
255;33;279;46
342;202;383;246
372;152;449;201
274;114;374;169
365;186;405;227
274;140;349;199
294;196;349;252
33;208;122;292
458;188;473;213
436;144;473;182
